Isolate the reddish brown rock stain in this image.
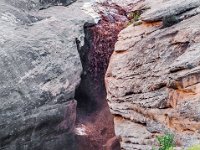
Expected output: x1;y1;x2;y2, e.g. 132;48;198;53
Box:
75;5;129;150
88;20;125;86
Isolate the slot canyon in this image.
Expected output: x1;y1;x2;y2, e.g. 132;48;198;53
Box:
74;6;127;149
1;0;200;150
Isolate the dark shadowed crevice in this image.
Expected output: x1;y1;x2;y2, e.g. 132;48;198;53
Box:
74;12;127;148
75;23;99;114
75;22;107;114
75;19;126;113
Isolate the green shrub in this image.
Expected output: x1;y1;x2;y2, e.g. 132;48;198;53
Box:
127;10;142;26
130;11;140;22
157;133;175;150
153;133;200;150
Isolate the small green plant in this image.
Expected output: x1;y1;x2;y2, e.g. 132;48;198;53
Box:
129;11;141;22
157;133;175;150
126;10;142;26
187;144;200;150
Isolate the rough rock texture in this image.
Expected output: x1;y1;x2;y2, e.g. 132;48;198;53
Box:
141;0;200;22
7;0;76;10
0;0;93;149
74;1;131;149
105;0;200;149
76;0;130;112
104;136;121;150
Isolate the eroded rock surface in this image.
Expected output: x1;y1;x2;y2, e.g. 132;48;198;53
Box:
0;0;93;149
7;0;76;10
105;0;200;149
75;1;132;149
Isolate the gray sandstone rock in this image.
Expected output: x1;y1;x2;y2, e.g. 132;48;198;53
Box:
141;0;200;22
0;0;93;149
6;0;77;10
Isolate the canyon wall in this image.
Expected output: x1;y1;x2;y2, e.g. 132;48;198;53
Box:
0;0;94;149
0;0;129;149
105;0;200;149
2;0;200;149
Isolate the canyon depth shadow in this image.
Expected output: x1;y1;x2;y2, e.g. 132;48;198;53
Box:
75;22;106;114
74;18;125;149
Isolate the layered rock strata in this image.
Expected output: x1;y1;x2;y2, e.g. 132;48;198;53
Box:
105;0;200;149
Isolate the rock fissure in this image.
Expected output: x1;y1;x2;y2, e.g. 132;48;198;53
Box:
1;0;200;149
74;1;132;149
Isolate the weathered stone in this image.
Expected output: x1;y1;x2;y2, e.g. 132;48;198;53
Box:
0;0;94;149
105;0;200;149
141;0;200;22
6;0;77;10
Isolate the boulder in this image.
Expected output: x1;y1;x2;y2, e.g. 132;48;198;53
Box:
0;0;93;149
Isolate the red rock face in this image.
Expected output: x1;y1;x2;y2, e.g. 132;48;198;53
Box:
75;3;129;150
87;19;125;100
76;2;129;111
